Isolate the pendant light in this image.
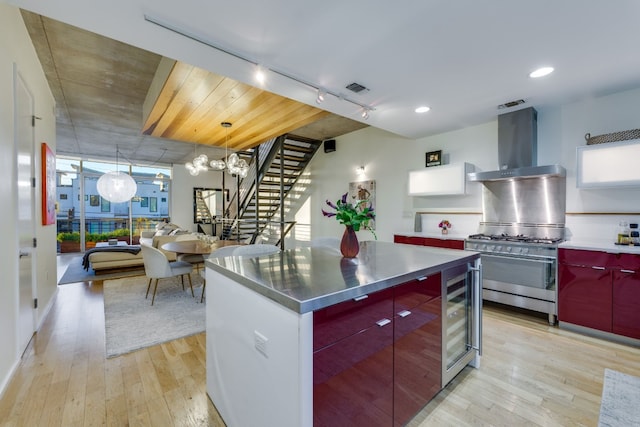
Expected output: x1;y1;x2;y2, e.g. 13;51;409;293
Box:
209;122;249;178
96;146;138;203
185;144;210;176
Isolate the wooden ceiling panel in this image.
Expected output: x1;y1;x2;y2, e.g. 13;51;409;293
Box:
143;61;331;150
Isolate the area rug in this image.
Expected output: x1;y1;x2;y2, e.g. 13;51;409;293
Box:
598;368;640;426
58;255;145;285
103;274;205;358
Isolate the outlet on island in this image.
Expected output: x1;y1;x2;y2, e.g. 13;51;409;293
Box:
254;330;268;358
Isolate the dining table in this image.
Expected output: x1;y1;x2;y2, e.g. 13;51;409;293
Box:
161;239;245;256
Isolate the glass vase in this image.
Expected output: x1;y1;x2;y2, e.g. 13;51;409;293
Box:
441;228;448;235
340;226;360;258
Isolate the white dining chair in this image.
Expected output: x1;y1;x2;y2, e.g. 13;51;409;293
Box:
199;244;243;303
174;234;205;271
141;244;194;305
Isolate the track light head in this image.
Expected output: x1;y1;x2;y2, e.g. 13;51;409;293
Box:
316;89;326;104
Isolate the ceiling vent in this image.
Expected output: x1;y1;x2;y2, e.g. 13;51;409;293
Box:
498;99;525;109
345;82;368;93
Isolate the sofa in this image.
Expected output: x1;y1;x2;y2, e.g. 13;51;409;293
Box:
88;224;198;273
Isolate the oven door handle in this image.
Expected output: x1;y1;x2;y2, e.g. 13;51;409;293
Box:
481;253;554;264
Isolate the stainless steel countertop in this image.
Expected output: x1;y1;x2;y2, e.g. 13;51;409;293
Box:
205;241;479;313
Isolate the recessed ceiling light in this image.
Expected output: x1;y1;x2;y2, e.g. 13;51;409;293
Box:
415;106;431;113
529;67;554;78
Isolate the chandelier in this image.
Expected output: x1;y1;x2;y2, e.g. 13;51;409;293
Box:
184;125;249;178
208;122;249;178
96;146;138;203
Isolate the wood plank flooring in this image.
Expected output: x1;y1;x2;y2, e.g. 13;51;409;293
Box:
1;255;639;426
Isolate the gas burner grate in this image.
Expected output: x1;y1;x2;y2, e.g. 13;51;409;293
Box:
467;233;563;244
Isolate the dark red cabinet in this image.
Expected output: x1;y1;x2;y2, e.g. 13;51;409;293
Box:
558;248;640;340
557;263;612;331
313;276;442;427
393;274;441;426
394;234;464;250
612;269;640;338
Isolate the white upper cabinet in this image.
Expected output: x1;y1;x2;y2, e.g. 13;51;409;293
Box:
408;162;474;196
577;139;640;188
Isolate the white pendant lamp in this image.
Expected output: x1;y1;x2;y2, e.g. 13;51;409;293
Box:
96;146;137;203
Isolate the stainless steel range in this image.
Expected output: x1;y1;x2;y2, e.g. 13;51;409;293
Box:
465;231;562;325
465;107;567;325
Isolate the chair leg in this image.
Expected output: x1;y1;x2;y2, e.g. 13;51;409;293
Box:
200;279;206;303
187;274;194;297
151;278;159;306
181;275;185;291
145;277;152;299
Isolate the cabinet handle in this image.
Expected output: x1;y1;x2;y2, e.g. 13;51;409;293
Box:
353;295;369;302
416;276;428;281
620;269;636;274
398;310;411;318
591;266;606;270
376;318;391;327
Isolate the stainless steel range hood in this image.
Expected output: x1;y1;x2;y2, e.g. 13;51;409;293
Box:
468;107;566;181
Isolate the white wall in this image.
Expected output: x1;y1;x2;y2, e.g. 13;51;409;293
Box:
306;88;640;243
306;122;495;242
0;4;57;396
171;166;224;232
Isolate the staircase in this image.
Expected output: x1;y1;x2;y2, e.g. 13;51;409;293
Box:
221;134;322;245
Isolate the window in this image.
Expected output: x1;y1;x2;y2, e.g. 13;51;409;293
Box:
89;195;100;206
101;198;111;212
140;197;149;208
150;197;157;213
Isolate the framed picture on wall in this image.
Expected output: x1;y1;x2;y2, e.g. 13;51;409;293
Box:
89;195;100;206
426;150;442;167
41;143;56;225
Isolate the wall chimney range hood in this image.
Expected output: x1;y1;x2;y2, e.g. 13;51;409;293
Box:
468;107;566;181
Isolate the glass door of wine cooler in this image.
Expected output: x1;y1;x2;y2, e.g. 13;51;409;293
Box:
441;260;482;386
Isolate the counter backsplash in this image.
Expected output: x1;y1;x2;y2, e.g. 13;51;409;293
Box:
565;214;640;243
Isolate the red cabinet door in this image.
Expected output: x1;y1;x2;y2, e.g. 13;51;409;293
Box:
313;291;394;427
558;263;612;331
613;269;640;339
393;275;442;426
394;235;464;250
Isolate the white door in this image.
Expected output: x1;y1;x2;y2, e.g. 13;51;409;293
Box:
15;66;36;356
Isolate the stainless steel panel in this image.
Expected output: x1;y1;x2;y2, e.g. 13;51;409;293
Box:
480;176;566;226
483;288;555;314
482;254;554;290
498;107;537;170
483;279;555;301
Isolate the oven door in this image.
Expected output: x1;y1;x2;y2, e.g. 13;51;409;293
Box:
481;253;556;302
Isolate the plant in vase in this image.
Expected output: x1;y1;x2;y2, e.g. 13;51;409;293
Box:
322;193;376;258
439;219;452;235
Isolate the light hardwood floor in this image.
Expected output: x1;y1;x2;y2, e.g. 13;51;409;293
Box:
1;256;639;426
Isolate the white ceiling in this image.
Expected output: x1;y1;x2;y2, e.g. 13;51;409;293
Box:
10;0;640;146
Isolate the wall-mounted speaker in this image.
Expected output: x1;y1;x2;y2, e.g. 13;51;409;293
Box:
324;139;336;153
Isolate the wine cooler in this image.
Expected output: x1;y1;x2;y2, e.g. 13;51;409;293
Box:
441;259;482;386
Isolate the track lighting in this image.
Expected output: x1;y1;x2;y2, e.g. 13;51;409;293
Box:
142;15;377;122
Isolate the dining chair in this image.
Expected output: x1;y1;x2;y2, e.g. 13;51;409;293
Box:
141;244;194;305
199;244;243;303
174;234;205;271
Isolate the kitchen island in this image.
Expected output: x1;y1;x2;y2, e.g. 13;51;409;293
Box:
204;241;481;427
